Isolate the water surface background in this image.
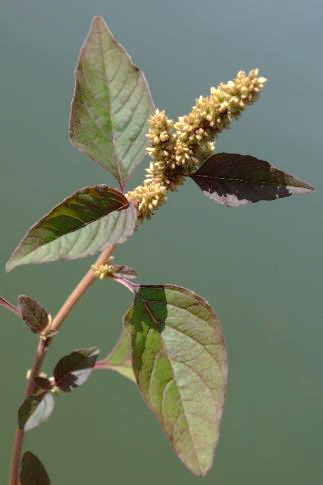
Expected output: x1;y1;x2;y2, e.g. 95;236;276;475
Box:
0;1;322;484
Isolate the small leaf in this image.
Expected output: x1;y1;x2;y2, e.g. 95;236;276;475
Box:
6;185;136;271
0;296;20;317
20;451;50;485
191;153;314;207
111;264;138;280
124;285;227;476
18;393;55;431
17;295;49;334
70;16;155;186
97;329;135;382
34;377;54;392
54;347;99;392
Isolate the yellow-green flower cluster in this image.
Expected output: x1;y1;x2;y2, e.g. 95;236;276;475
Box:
92;257;114;280
175;69;266;161
126;110;183;219
126;179;168;220
127;69;266;220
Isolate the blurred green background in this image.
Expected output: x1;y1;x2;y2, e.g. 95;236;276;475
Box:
0;0;322;483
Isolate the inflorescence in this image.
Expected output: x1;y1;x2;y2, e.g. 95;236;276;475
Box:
127;69;266;220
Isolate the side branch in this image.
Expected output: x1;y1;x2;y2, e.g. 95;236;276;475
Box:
8;244;115;485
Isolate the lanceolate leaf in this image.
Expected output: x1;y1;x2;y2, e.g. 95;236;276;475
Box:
97;329;135;382
54;347;99;392
191;153;314;208
20;451;50;485
124;285;227;477
6;185;136;272
18;392;55;432
70;16;155;186
17;295;49;334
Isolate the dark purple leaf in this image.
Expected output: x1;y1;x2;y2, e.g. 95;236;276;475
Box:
18;392;55;431
34;377;54;392
54;347;99;392
111;265;138;280
20;451;50;485
191;153;314;207
17;295;49;334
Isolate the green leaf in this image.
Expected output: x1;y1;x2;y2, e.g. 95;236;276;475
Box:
124;285;227;476
18;393;55;431
20;451;50;485
97;329;135;382
191;153;314;207
70;16;155;187
6;185;136;271
54;347;99;392
17;295;49;334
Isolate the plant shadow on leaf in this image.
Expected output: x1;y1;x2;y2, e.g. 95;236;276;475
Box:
129;286;168;373
125;285;227;477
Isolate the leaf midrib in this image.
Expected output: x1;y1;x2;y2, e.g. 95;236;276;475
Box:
194;173;293;186
97;22;123;187
27;209;122;248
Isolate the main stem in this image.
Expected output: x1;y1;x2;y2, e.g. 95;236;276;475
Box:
8;244;115;485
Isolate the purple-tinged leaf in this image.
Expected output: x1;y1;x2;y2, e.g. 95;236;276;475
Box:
111;265;138;280
0;296;20;317
97;329;135;382
124;284;227;476
6;185;136;271
18;392;55;431
17;295;49;334
34;377;54;392
20;451;50;485
70;16;155;187
191;153;314;208
54;347;99;392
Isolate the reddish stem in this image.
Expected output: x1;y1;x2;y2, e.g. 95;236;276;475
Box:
8;244;115;485
113;276;137;293
0;297;20;317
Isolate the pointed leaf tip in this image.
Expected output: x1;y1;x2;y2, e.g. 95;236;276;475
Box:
191;153;314;208
70;16;155;186
125;284;227;476
92;15;104;23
